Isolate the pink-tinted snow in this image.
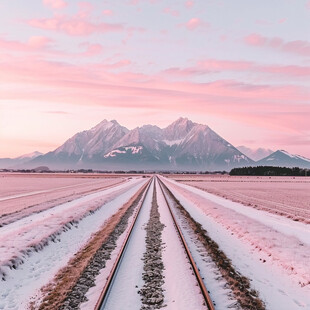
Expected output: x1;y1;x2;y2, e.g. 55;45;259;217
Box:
161;176;310;309
0;177;142;270
0;177;148;310
0;173;126;218
170;175;310;223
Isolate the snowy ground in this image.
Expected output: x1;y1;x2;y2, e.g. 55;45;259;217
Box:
98;178;154;310
170;175;310;223
158;183;238;309
156;181;207;309
0;177;147;310
1;173;309;310
85;178;212;310
161;176;310;309
0;173;125;218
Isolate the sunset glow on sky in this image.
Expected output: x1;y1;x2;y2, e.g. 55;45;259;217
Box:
0;0;310;158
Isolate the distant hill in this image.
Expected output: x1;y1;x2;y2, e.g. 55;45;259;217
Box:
256;150;310;168
0;151;42;169
237;146;273;161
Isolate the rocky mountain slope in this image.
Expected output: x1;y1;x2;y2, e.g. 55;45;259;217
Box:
0;151;42;169
256;150;310;168
237;146;273;161
29;118;253;171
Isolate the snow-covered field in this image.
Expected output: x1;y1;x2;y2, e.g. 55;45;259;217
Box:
1;173;309;310
0;173;126;218
170;175;310;223
0;175;147;310
161;176;310;309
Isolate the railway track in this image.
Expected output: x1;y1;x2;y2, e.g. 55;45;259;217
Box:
94;176;154;310
94;176;215;310
157;177;215;310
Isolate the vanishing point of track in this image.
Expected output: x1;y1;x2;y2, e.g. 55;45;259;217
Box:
94;175;215;310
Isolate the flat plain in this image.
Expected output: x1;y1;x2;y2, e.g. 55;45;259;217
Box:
168;174;310;223
0;173;309;310
0;173;126;217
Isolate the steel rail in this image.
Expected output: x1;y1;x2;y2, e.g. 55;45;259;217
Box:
157;176;215;310
94;176;154;310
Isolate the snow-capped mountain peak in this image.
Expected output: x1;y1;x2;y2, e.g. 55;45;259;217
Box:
26;118;258;170
16;151;43;160
257;150;310;168
237;146;273;161
163;117;195;141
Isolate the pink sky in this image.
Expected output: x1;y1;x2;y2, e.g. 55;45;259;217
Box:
0;0;310;158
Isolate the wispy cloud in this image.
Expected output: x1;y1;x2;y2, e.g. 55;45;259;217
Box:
184;18;209;31
28;17;124;36
28;2;124;36
1;55;309;135
0;36;52;52
244;33;310;57
163;8;179;17
185;1;194;8
103;9;113;16
163;59;310;78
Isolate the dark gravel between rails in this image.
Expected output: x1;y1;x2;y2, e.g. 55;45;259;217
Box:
138;183;166;310
160;180;266;310
56;188;146;310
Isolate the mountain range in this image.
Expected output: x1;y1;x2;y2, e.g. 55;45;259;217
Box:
0;151;42;169
1;118;309;171
256;150;310;168
237;146;273;161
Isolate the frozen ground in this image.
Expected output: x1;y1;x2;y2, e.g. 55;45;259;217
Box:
99;179;154;310
156;181;207;309
91;178;216;310
161;176;310;309
170;175;310;223
159;183;238;309
1;173;309;310
0;173;125;218
0;177;147;310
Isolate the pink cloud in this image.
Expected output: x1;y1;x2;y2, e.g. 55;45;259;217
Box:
244;33;310;56
79;43;103;56
108;59;131;68
198;59;253;71
28;17;124;36
262;65;310;77
244;33;266;46
185;18;209;30
0;52;309;147
27;36;51;49
0;55;308;110
76;2;93;19
103;9;113;16
43;0;67;9
0;36;52;53
163;8;179;17
185;1;194;8
28;2;124;36
129;0;139;5
163;59;310;78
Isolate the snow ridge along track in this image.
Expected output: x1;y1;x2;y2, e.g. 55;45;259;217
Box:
94;176;154;310
157;177;215;310
95;176;215;310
